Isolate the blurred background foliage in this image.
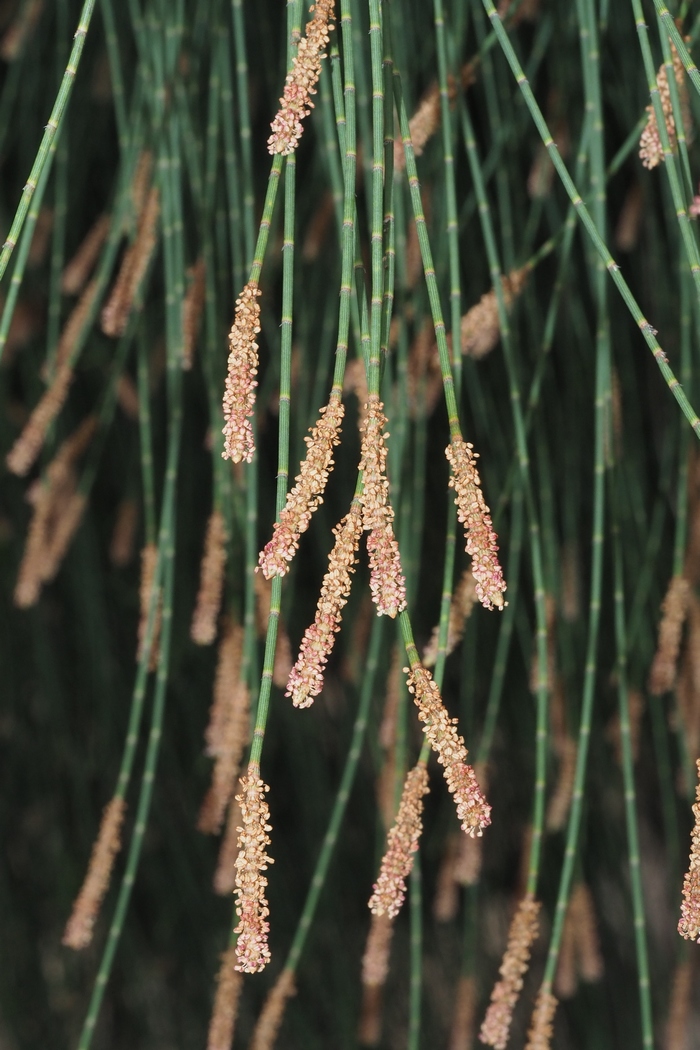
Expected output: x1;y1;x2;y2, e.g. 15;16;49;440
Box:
2;0;700;1047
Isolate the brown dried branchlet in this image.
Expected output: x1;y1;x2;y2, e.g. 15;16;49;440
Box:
62;214;110;295
213;793;242;896
62;797;126;949
664;959;692;1050
639;45;690;170
206;946;243;1050
258;394;344;577
546;736;577;832
525;988;557;1050
479;893;541;1049
555;883;603;998
14;416;96;606
137;543;161;670
358;913;394;1046
423;570;478;667
222;281;261;464
267;0;335;155
191;509;228;646
249;969;296;1050
446;438;506;612
406;663;491;837
359;396;407;618
182;257;206;370
649;575;690;695
109;498;139;567
369;762;430;918
679;759;700;943
205;621;244;757
7;361;73;477
234;768;274;973
198;674;250;835
449;974;477;1050
459;267;529;361
102;186;160;338
433;835;460;922
286;501;362;707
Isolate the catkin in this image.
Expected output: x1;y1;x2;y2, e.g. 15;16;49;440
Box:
191;509;227;645
285;501;362;707
649;575;690;696
62;797;126;949
423;570;478;667
101;187;160;337
525;988;557;1050
182;257;206;369
678;759;700;944
233;769;274;973
249;970;296;1050
479;894;541;1049
358;913;394;1045
445;438;506;611
258;394;344;578
62;214;110;295
449;974;477;1050
639;45;689;170
198;675;250;835
222;281;261;464
369;762;430;919
206;947;243;1050
405;663;491;836
213;793;242;896
267;0;335;155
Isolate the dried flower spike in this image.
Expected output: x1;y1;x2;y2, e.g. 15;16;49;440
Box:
445;438;506;611
678;758;700;943
369;762;430;919
234;769;274;973
191;509;228;646
207;947;243;1050
268;0;335;155
249;969;296;1050
286;501;362;707
648;575;690;696
63;797;126;949
406;663;491;836
258;394;344;578
480;893;541;1049
639;45;689;170
525;988;557;1050
222;281;261;464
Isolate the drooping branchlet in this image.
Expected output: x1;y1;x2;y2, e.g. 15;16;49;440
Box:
222;281;262;464
445;438;506;611
259;394;344;578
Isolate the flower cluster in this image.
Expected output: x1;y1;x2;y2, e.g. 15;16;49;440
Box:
480;893;541;1049
258;394;344;578
268;0;335;156
285;501;362;707
234;770;274;973
222;282;261;464
369;762;430;918
405;663;491;836
445;437;506;611
678;758;700;943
